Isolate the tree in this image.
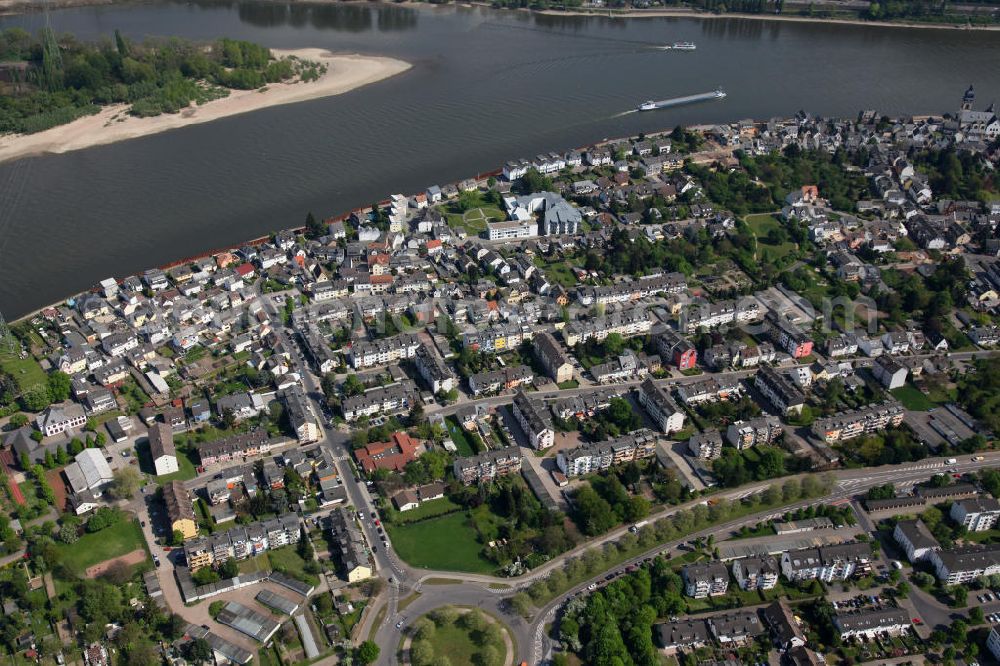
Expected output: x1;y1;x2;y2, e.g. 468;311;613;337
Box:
218;558;239;579
952;586;968;607
109;466;142;499
305;211;325;238
341;374;364;397
57;524;79;543
184;638;213;665
172;529;186;546
355;640;380;664
47;371;72;402
8;413;27;428
192;568;220;586
19;384;49;411
970;607;985;625
509;592;533;618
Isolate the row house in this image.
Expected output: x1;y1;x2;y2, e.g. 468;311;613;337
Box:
462;322;534;353
682;299;761;333
563;308;652;347
754;367;806;416
590;350;649;384
576;272;687;306
453;445;523;485
810;401;905;443
780;542;872;582
550;387;626;420
468;365;534;396
834;609;911;640
932;544;1000;584
196;429;273;467
675;377;741;406
556;429;657;477
341;380;418;422
348;333;421;370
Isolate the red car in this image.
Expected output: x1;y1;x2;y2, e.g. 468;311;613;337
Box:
912;617;922;625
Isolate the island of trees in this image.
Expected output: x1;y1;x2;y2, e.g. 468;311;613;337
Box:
0;29;326;135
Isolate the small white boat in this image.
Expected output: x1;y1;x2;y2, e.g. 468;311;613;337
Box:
637;101;657;112
672;41;696;50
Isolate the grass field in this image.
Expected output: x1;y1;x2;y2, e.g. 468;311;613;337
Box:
386;512;494;574
0;347;47;393
267;544;319;585
891;385;937;411
53;518;148;576
446;417;481;456
745;213;797;261
426;620;502;665
388;496;462;525
444;204;505;237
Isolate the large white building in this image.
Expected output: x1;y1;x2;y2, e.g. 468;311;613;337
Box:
637;377;685;434
950;497;1000;532
148;422;179;477
36;402;87;437
512;390;554;450
63;448;114;496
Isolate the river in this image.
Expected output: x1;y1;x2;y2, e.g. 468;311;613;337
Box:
1;2;999;319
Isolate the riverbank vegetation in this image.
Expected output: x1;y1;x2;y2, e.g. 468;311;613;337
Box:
0;29;326;135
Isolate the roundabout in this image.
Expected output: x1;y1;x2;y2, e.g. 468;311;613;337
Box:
400;605;515;666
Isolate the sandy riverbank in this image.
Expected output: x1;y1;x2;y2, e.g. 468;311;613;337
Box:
0;48;411;164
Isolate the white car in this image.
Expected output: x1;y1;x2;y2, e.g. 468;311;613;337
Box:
587;583;597;591
395;619;405;629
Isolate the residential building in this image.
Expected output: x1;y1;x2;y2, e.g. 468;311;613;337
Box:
280;385;320;443
637;377;685;434
688;430;723;460
36;402;86;437
709;610;767;645
590;350;649;384
950;497;1000;532
163;480;197;541
512;390;554;449
148;422;179;476
834;608;910;639
655;328;697;370
893;519;941;563
348;333;420;370
932;544;1000;584
197;429;272;467
354;432;422;474
873;355;908;390
413;344;455;394
988;625;1000;662
503;191;581;236
556;429;657;477
341;380;418;422
732;555;779;591
468;365;534;396
725;416;783;449
765;310;814;359
453;446;522;485
462;322;533;353
761;600;805;650
811;401;905;443
326;508;372;582
754;367;806;416
682;561;729;598
563;308;652;347
654;619;710;654
533;332;574;384
780;542;872;582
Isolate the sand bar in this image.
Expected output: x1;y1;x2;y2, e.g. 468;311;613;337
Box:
0;48;411;163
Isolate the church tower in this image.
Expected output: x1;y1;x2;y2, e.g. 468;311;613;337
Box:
962;84;975;112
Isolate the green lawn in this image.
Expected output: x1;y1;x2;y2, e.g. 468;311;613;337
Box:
891;385;936;411
386;512;494;574
53;518;148;576
446;417;481;456
0;348;47;393
745;212;797;261
267;544;319;585
388;496;462;525
557;379;580;390
444;204;505;237
425;619;505;665
543;261;579;288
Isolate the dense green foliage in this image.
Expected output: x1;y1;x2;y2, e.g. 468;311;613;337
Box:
0;30;318;134
958;357;1000;434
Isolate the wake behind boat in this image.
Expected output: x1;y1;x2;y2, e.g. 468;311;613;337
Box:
636;88;726;112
